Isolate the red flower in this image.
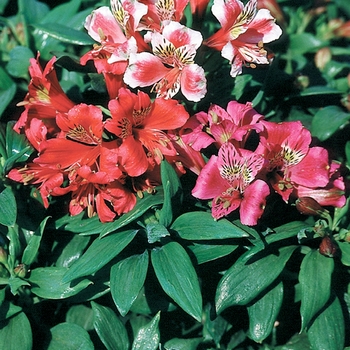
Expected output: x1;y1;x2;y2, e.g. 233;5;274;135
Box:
14;53;75;136
105;88;189;176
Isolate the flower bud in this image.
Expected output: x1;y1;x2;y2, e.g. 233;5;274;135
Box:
314;47;332;70
319;236;337;257
13;264;28;278
295;197;329;217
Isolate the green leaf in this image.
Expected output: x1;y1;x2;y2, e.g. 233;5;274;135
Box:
4;121;33;172
0;187;17;227
28;267;91;299
62;229;138;282
66;305;94;331
299;249;334;331
0;289;22;321
338;241;350;266
40;0;81;25
247;281;284;342
22;216;50;265
311;106;350;141
111;251;149;316
132;312;161;350
158;160;182;227
5;46;34;78
151;242;202;321
48;323;94;350
289;33;326;54
216;246;297;313
307;296;345;350
0;312;32;350
171;212;250;240
18;0;50;24
8;276;30;295
91;301;130;350
32;23;93;45
203;304;229;345
146;223;170;243
164;337;203;350
188;243;238;264
55;234;90;268
0;67;16;119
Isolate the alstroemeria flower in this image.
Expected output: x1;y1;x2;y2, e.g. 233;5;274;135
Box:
80;6;138;98
192;142;269;225
295;161;346;208
14;53;75;136
34;104;104;170
205;0;282;77
181;101;264;151
105;88;189;176
124;21;207;102
256;120;330;202
7;164;64;208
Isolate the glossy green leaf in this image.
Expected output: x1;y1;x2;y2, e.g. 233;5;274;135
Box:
132;312;161;350
146;223;170;243
22;216;50;266
32;23;93;45
91;301;130;350
248;281;284;342
188;243;238;264
111;251;149;316
299;249;334;331
8;276;30;295
55;234;90;268
18;0;49;24
66;305;94;331
0;312;32;350
40;0;81;25
0;67;16;119
28;267;91;299
164;337;203;350
4;121;33;172
311;106;350;141
203;304;229;345
338;241;350;266
158;160;182;227
171;211;250;240
0;186;17;227
216;246;297;313
7;226;21;268
151;242;202;321
0;289;22;321
48;323;94;350
5;46;34;78
62;229;138;282
289;33;325;54
307;296;344;350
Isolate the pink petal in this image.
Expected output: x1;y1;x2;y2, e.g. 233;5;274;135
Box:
180;64;207;102
290;147;330;188
240;179;270;225
192;155;228;200
211;0;244;29
123;53;169;88
85;6;125;44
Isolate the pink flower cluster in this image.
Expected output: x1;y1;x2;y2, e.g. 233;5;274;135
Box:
187;102;345;225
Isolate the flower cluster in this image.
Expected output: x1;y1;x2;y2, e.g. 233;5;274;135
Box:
7;0;346;225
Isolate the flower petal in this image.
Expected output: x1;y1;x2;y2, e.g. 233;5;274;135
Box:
180;64;207;102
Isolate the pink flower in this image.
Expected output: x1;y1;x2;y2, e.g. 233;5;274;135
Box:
256;120;331;202
80;6;138;98
123;21;206;101
181;101;264;150
192;142;269;225
204;0;282;77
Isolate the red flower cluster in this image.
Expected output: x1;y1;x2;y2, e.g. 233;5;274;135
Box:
8;56;191;222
